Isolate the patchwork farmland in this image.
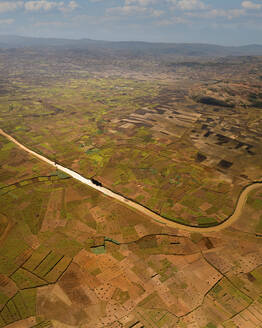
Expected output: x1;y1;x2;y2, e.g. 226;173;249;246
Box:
0;44;262;327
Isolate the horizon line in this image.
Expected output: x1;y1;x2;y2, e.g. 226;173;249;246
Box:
0;34;262;47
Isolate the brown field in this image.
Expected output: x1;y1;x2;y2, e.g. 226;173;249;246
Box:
1;48;262;327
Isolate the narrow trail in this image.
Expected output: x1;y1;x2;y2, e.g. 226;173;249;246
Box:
1;128;262;233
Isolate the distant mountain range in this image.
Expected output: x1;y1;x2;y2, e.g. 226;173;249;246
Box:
0;35;262;57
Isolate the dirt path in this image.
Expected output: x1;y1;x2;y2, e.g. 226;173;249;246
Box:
1;128;262;233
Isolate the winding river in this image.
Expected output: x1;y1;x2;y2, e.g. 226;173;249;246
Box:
1;128;262;233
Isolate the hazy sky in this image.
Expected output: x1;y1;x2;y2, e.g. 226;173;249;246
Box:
0;0;261;45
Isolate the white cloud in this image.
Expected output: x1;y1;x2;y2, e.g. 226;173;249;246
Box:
0;0;78;14
187;8;246;19
168;0;207;10
106;5;147;16
60;0;78;12
24;1;64;11
24;0;78;12
241;1;262;9
68;0;78;10
177;0;207;10
0;18;15;24
125;0;156;5
106;4;164;18
0;1;23;13
156;16;188;25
